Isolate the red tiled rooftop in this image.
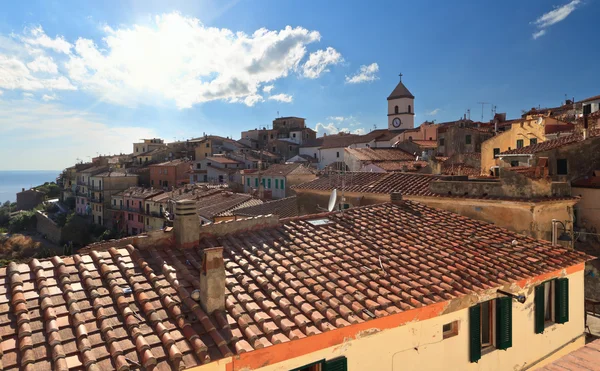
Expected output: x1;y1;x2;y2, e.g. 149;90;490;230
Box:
537;338;600;370
500;129;600;155
206;157;243;165
261;163;315;177
345;147;415;162
441;163;481;177
233;196;300;218
368;160;428;172
0;202;590;370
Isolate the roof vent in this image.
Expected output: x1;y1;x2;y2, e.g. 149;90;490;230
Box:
307;218;334;226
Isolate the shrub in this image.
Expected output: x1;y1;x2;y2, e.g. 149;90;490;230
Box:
8;212;36;233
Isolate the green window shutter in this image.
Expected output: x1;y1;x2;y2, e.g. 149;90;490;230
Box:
255;178;258;187
469;304;481;363
555;278;569;324
534;284;545;334
281;179;285;189
325;357;347;371
496;297;512;350
268;179;271;189
246;178;250;186
275;179;279;189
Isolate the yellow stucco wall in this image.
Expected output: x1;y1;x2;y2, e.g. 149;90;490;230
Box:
481;119;550;174
189;269;585;371
573;187;600;233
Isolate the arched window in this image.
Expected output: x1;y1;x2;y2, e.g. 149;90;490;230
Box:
408;105;412;113
394;106;399;114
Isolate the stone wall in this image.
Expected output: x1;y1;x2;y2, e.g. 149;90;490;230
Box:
35;211;62;244
535;136;600;182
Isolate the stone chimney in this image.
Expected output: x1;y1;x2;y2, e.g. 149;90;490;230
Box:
174;199;200;249
390;192;404;205
195;247;226;313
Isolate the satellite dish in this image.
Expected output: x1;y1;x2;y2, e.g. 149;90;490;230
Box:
327;189;338;212
536;117;543;125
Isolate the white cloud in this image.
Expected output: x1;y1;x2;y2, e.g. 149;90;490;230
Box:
60;12;326;108
243;94;263;106
0;55;76;91
531;0;581;39
302;47;343;79
42;93;57;101
345;63;379;84
426;108;441;116
0;90;3;95
315;116;365;136
262;84;274;93
26;55;58;73
23;92;34;98
268;93;293;103
21;26;72;54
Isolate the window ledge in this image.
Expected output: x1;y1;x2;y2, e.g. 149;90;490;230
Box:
481;346;497;357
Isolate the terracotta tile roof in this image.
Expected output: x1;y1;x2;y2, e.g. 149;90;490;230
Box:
261;164;315;177
293;172;577;203
233;196;300;218
150;159;190;167
500;129;600;155
345;147;415;162
537;338;600;370
121;187;164;199
359;129;402;143
581;94;600;103
205;157;243;165
441;163;481;177
93;171;137;178
196;193;255;220
293;172;440;196
410;140;438;148
0;202;592;370
503;166;546;180
216;198;264;217
368;161;428;172
572;172;600;188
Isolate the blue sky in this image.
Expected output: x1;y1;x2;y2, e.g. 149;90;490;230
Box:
0;0;598;170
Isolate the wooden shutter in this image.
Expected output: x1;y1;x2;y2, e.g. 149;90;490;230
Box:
469;304;481;363
555;278;569;324
496;297;512;350
325;357;347;371
534;284;545;334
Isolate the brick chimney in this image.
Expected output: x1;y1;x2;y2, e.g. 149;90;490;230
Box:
390;192;404;205
196;247;225;313
174;199;200;249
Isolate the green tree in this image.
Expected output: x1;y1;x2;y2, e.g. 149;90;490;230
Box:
8;212;36;233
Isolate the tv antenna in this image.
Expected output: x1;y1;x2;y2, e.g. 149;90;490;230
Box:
477;102;490;121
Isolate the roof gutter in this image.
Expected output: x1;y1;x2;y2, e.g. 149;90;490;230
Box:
498;153;534;158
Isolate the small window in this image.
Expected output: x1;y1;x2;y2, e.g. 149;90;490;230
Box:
267;179;271;189
530;138;538;145
465;135;472;145
275;179;279;189
394;105;399;114
206;143;210;148
289;145;292;151
439;138;445;146
443;320;459;339
314;153;317;159
480;300;494;350
281;179;285;189
247;178;250;186
336;152;340;158
535;278;569;334
557;159;568;175
516;139;524;149
493;148;500;158
510;160;519;167
408;104;411;113
292;133;296;138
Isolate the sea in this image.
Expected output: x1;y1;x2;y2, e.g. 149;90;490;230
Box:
0;170;61;203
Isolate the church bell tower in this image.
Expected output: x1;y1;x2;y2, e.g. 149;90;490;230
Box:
387;73;415;131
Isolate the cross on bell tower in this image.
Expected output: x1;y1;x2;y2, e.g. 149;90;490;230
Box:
399;73;403;81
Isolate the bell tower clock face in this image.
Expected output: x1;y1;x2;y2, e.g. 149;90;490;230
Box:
392;118;401;128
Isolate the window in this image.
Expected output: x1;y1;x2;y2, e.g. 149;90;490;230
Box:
247;178;250;186
151;180;154;185
510;160;519;167
557;159;568;175
465;135;472;145
206;143;210;148
493;148;500;158
336;152;340;158
439;138;445;146
516;139;524;149
281;179;285;189
205;152;208;157
292;133;296;138
408;104;411;113
443;320;459;339
530;138;538;145
394;105;399;114
113;200;116;206
275;179;279;189
273;146;276;152
128;213;133;221
289;145;292;151
469;297;512;363
270;134;274;139
255;178;258;187
267;179;271;189
197;163;201;169
535;278;569;334
314;153;317;159
146;218;149;225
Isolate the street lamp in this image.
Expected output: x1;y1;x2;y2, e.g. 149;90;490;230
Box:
552;219;572;248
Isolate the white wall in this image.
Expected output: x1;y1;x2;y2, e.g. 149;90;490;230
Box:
388;97;415;130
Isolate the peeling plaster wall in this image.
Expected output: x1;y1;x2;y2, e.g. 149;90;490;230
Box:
241;270;584;371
